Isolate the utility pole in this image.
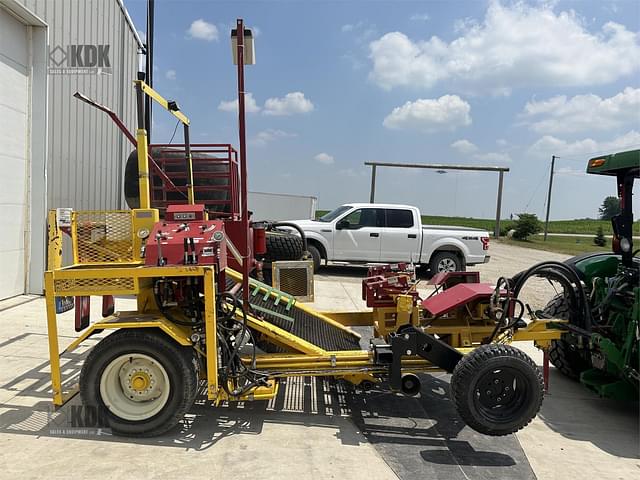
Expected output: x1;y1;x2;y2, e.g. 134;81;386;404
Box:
543;155;556;241
369;165;377;202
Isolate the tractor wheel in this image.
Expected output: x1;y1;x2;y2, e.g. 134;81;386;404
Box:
80;329;198;437
429;251;463;274
261;230;304;263
544;295;591;380
450;344;543;436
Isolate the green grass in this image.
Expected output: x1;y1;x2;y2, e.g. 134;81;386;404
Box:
498;236;612;256
420;215;640;235
316;210;639;235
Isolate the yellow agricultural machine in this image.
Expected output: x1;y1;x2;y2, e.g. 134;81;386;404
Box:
44;21;564;437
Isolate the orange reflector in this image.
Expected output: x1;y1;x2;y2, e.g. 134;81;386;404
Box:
590;158;606;168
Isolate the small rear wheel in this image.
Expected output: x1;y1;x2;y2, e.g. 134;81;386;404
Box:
80;329;198;437
450;344;543;436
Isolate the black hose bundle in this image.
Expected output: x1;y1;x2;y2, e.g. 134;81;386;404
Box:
509;261;593;333
216;292;269;397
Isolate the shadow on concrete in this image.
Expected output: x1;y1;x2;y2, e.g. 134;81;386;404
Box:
0;355;529;480
536;369;639;460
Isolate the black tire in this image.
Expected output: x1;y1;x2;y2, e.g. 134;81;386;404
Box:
261;230;304;263
80;329;198;437
307;244;322;272
451;344;543;436
429;251;464;274
544;295;591;380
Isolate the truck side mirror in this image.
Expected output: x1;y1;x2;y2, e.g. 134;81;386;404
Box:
336;220;348;230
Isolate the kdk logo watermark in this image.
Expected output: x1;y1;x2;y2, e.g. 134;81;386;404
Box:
49;44;112;75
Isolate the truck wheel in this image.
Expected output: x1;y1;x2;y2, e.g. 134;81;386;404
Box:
544;295;591;380
80;329;198;437
450;344;543;436
307;244;322;271
430;251;463;274
261;230;304;263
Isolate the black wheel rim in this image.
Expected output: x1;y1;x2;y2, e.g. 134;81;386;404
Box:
473;366;528;423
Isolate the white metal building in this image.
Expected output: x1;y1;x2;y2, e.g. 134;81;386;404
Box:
0;0;142;299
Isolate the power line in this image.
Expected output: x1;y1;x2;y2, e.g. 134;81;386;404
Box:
523;168;549;211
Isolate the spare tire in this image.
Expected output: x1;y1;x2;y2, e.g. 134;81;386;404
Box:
261;230;304;263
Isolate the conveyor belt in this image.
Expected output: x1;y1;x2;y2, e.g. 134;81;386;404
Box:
226;277;361;352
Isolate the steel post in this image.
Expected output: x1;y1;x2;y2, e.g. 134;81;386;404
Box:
494;170;504;238
236;19;250;309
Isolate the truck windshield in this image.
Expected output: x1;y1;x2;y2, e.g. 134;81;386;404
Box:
318;205;352;222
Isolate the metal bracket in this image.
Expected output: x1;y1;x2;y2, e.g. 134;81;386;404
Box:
388;326;463;391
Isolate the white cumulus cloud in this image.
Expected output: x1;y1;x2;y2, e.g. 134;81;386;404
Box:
521;87;640;134
263;92;314;116
409;13;430;21
450;139;478;154
368;1;640;93
528;130;640;159
251;129;296;147
217;93;261;113
165;69;176;80
383;95;471;132
314;153;334;165
187;19;219;41
472;152;512;163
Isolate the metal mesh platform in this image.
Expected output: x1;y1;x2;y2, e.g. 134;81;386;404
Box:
226;276;361;352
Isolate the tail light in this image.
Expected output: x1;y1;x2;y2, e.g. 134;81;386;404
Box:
481;237;490;250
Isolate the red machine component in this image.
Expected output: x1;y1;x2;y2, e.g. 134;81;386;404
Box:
421;283;497;317
147;144;240;218
145;204;228;268
165;204;206;221
362;263;419;308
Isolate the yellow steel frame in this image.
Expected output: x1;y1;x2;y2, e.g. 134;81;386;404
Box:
44;207;565;409
133;80;195;206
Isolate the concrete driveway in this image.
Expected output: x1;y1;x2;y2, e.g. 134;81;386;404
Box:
0;242;637;479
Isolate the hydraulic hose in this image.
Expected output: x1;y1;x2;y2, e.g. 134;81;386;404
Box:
271;221;308;252
509;261;593;332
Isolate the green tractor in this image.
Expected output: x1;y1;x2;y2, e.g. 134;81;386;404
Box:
543;149;639;400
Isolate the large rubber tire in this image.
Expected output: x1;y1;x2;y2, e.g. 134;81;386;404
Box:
261;230;304;263
429;251;464;274
307;244;322;272
544;295;591;380
80;329;198;437
451;344;543;436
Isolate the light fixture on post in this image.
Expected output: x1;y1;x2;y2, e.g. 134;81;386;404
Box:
231;19;255;309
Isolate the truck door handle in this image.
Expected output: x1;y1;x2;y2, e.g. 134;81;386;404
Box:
408;234;417;239
370;232;379;237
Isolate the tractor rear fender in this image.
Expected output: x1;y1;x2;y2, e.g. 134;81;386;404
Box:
564;252;622;287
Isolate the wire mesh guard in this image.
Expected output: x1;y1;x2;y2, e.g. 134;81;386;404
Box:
272;261;314;302
74;211;134;263
54;277;135;295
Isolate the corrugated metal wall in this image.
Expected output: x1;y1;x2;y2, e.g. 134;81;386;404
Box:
19;0;141;210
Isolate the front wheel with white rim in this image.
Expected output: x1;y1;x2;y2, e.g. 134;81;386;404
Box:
429;251;463;274
80;329;198;437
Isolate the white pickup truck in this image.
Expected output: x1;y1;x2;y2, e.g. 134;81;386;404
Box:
289;203;491;272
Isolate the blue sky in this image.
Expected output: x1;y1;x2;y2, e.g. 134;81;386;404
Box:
124;0;640;219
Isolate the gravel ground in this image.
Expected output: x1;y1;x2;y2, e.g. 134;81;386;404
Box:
315;242;572;313
468;242;571;311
